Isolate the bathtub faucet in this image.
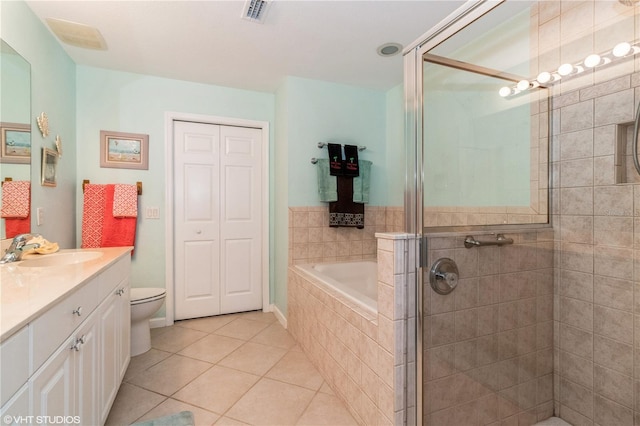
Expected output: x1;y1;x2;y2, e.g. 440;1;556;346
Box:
0;233;42;264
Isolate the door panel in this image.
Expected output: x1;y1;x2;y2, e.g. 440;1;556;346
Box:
219;126;262;314
174;121;262;319
174;121;221;320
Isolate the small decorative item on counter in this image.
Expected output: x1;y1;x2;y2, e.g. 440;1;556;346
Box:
36;112;49;138
25;235;59;254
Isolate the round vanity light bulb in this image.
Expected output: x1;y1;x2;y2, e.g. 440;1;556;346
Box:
499;86;512;97
584;53;601;68
516;80;530;91
557;63;574;76
613;42;632;57
536;71;552;84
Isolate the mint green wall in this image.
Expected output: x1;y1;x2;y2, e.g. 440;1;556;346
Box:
272;76;397;316
75;65;275;316
285;77;387;207
385;84;405;207
1;47;30;122
1;1;77;248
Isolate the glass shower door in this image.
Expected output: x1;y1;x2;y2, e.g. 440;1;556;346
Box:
409;0;640;425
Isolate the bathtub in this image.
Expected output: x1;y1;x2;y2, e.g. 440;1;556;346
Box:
295;260;377;314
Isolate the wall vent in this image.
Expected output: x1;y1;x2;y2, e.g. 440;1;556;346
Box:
46;18;107;50
242;0;270;23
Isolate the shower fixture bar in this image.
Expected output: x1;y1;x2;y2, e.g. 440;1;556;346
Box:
464;234;513;249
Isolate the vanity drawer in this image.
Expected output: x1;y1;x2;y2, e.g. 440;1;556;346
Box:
99;256;130;299
30;276;100;373
0;326;29;407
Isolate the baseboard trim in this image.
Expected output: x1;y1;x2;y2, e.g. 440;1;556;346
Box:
271;304;287;329
149;317;167;329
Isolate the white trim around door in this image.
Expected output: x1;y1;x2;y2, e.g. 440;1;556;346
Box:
164;111;270;326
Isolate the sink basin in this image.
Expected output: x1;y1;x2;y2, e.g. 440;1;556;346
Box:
19;251;103;268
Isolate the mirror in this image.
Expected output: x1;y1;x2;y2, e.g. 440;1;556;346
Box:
0;39;32;239
422;1;548;228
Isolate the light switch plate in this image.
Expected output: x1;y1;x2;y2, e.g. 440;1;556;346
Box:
36;207;44;226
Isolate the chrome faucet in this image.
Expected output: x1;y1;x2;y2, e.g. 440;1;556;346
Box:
0;233;42;264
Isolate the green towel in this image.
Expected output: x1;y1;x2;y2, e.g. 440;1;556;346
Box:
353;160;372;204
131;411;195;426
316;159;338;202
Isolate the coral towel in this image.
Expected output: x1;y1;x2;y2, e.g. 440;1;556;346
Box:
113;184;138;217
1;181;30;217
2;181;31;237
82;184;137;252
81;184;106;248
102;185;137;249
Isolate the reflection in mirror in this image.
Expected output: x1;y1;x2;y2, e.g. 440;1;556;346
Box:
0;40;31;239
422;1;548;228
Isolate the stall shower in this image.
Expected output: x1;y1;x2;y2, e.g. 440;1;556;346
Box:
404;0;640;424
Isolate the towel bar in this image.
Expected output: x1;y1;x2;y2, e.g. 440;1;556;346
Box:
464;234;513;248
312;142;366;163
1;177;13;186
317;142;367;151
82;179;142;195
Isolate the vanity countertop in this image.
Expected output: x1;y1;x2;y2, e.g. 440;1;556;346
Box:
0;246;132;342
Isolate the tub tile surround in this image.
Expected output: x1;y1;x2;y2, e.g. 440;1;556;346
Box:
288;232;411;425
542;1;640;425
423;230;555;425
288;206;404;266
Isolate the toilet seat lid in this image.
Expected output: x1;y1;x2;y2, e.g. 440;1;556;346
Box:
131;287;166;305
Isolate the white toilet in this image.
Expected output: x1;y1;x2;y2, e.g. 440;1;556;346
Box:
130;287;166;356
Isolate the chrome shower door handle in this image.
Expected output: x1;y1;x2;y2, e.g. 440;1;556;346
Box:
633;101;640;176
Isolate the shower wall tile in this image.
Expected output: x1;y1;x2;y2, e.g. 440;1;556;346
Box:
560;158;594;187
559;187;593;215
594;89;635;127
594;335;633;377
560;100;594;133
559;129;593;160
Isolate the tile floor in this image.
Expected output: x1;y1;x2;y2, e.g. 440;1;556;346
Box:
105;311;358;426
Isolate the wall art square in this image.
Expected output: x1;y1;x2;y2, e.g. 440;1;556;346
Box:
0;123;31;164
100;130;149;170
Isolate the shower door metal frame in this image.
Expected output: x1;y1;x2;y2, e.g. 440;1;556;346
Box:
402;1;505;423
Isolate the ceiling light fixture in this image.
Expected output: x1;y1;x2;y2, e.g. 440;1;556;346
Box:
500;39;640;99
377;43;403;57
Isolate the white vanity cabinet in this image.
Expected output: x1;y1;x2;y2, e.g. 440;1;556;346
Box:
98;267;130;424
0;249;131;426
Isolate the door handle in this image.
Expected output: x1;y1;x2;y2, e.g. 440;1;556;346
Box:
633;101;640;176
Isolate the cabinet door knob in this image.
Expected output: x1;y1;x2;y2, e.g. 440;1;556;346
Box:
72;306;83;316
78;335;86;345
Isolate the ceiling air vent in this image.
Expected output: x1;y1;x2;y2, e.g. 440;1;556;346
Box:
242;0;270;23
46;18;107;50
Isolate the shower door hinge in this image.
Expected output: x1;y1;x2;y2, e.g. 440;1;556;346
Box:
419;235;429;268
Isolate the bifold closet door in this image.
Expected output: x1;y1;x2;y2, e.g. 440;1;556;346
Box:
173;121;262;320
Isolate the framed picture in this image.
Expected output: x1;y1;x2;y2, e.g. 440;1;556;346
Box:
0;123;31;164
100;130;149;170
41;147;58;187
